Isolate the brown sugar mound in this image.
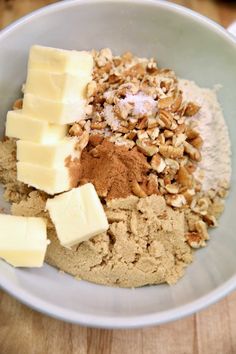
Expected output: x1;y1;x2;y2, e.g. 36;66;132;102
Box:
46;195;192;287
78;138;152;200
12;192;192;287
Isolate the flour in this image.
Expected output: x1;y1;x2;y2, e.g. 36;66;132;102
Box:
179;79;231;191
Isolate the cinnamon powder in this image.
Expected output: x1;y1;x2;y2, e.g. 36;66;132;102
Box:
78;138;150;200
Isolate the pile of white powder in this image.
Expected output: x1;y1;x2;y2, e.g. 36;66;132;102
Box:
179;79;231;191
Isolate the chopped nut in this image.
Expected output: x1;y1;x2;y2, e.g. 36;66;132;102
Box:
158;95;174;109
165;158;179;172
203;214;218;227
184;141;201;161
209;197;225;218
146;174;159;195
171;91;182;112
151;153;166;173
186;232;205;248
174;123;186;135
159;144;184;159
148;117;158;129
131;180;147;197
147;127;160;140
165;183;179;194
158;110;174;129
195;220;209;241
166;194;186;208
69;123;83;137
191;136;203;149
177;166;193;188
186;128;199;140
136;139;159;156
191;197;209;215
172;133;187;147
164;130;174;138
91;121;107;130
87;81;97;97
76;131;89;152
137;130;149;140
184;102;200;117
185;161;197;174
136;117;148;130
183;189;195;204
157;133;165;145
125;131;136;140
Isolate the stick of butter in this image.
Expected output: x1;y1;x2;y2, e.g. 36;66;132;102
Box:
23;93;86;124
0;214;49;267
25;69;92;101
17;162;78;195
6;110;68;143
28;45;93;75
46;183;109;248
16;137;79;168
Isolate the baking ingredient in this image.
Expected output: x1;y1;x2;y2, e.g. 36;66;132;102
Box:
22;93;86;124
78;139;152;200
25;70;91;101
16;137;79;168
11;44;93;194
46;183;109;248
0;214;48;267
179;79;231;191
17;162;79;195
28;45;93;75
22;45;93;124
5;110;68;143
118;92;157;116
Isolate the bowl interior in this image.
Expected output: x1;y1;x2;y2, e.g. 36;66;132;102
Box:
0;0;236;328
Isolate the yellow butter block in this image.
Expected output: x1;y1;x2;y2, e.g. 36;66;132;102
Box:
29;45;94;74
17;162;76;195
23;93;86;124
16;137;79;168
46;183;109;248
0;214;49;267
25;69;91;101
5;110;68;143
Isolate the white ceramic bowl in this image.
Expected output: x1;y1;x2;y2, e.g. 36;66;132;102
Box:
0;0;236;329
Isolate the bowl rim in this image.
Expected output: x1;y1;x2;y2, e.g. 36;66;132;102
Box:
0;0;236;329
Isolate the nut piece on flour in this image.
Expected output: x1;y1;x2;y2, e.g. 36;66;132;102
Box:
0;214;49;267
46;183;109;248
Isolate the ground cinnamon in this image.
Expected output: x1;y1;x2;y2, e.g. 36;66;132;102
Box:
77;137;150;200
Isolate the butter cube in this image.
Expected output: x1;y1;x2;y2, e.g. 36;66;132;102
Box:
23;93;86;124
0;214;48;267
46;184;109;248
17;162;78;195
29;45;93;75
25;69;91;101
6;110;68;143
17;138;79;168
